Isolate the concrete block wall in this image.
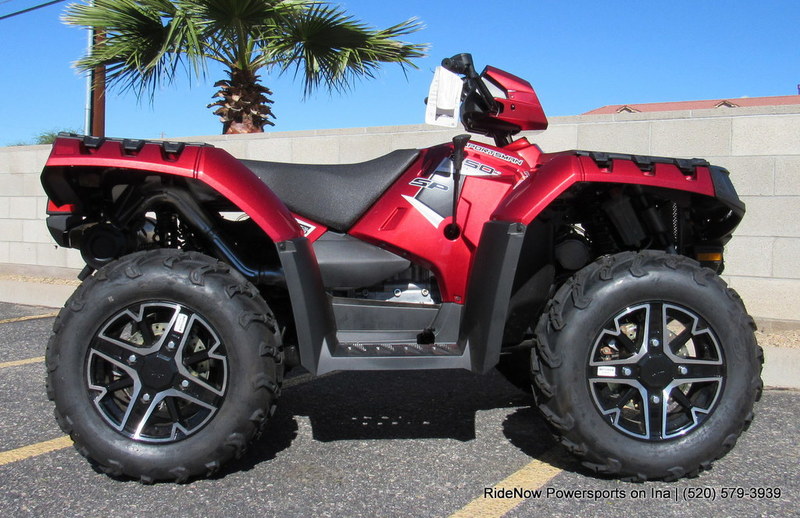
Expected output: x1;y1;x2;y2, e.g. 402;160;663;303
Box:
1;106;798;323
0;145;86;272
533;107;800;324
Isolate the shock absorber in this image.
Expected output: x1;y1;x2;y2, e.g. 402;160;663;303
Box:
632;186;676;253
156;211;179;248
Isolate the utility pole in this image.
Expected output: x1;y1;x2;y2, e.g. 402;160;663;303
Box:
82;0;105;137
89;29;106;137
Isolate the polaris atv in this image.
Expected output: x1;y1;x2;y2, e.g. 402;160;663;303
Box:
40;53;762;482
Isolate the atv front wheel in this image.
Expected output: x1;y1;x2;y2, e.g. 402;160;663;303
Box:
46;250;282;482
532;251;763;481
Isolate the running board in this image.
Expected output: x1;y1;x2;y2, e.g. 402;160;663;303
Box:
316;345;471;374
315;299;469;373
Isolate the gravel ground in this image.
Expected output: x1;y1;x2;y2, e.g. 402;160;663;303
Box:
0;274;80;286
755;329;800;349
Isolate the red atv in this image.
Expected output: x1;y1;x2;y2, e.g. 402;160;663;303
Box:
41;53;762;482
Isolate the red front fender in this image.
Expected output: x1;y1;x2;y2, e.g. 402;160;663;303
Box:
492;151;717;224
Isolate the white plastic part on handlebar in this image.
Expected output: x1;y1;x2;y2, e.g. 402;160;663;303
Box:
425;67;463;128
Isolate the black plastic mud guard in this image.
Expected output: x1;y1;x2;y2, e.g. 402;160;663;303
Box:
277;237;338;374
45;215;80;247
460;220;526;374
709;165;746;218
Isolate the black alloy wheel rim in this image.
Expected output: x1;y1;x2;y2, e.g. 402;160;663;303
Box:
587;302;725;441
86;302;228;443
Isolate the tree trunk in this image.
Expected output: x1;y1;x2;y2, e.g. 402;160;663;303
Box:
225;119;263;134
208;67;275;134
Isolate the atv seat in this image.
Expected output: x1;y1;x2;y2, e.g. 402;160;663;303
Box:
242;149;419;231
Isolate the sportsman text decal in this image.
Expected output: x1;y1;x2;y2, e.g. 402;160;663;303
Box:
465;143;524;165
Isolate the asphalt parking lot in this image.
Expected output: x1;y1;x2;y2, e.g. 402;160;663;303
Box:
0;301;797;517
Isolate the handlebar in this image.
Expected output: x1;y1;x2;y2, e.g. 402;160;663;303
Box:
441;53;477;78
441;53;498;114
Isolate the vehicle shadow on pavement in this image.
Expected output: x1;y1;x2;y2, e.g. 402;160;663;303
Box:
221;368;582;477
502;406;587;475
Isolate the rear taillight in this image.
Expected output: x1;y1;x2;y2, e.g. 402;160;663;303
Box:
46;200;77;215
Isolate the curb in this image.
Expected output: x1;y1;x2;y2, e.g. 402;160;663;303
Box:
0;278;77;308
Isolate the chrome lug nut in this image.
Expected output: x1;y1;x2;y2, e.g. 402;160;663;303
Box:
166;341;176;351
127;354;137;364
678;366;689;375
622;367;632;376
651;395;661;404
650;338;661;348
142;393;151;403
180;379;190;389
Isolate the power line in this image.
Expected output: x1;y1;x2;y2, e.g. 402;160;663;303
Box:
0;0;65;21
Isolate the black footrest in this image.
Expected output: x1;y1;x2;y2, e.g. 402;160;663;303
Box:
336;342;461;357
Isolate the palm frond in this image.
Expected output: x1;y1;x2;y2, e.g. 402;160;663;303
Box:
263;4;427;96
63;0;207;99
187;0;303;69
62;0;428;131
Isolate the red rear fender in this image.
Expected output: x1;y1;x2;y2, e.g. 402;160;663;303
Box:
196;147;300;242
41;135;301;242
45;135;201;177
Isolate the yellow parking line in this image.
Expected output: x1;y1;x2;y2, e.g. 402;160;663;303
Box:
0;372;323;469
0;356;46;369
0;313;59;325
449;449;564;518
0;436;72;467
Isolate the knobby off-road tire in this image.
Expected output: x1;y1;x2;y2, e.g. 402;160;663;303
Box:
46;249;283;482
531;251;763;481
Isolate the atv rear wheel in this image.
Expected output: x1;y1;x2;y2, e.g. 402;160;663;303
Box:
46;249;282;482
532;251;763;481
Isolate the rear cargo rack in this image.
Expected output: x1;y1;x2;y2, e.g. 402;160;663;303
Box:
56;132;212;158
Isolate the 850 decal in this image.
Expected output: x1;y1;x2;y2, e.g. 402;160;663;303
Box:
463;158;500;176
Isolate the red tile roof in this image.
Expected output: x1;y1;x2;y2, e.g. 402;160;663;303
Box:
583;95;800;115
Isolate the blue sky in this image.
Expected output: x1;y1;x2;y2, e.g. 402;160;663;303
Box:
1;0;798;146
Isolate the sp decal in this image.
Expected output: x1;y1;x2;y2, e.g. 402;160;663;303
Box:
410;177;449;191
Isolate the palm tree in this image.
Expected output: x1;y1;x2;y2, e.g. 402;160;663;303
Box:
63;0;427;133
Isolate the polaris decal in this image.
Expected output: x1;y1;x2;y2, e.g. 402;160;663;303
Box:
294;217;317;237
465;143;524;166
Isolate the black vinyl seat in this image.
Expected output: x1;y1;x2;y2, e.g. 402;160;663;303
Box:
241;149;419;231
